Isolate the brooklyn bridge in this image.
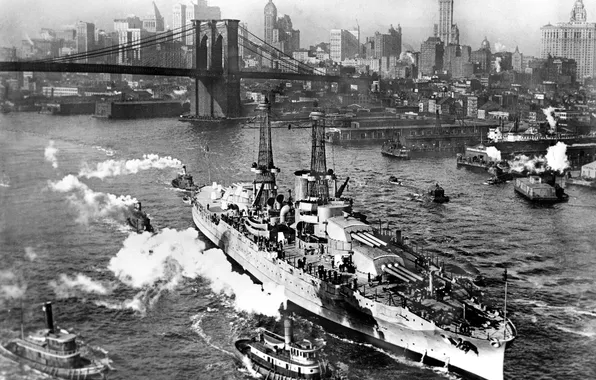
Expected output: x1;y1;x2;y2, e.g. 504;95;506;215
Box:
0;20;370;117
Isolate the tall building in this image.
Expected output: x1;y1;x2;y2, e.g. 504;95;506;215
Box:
512;46;523;72
420;36;444;76
263;1;301;55
173;3;187;41
540;0;596;82
373;25;402;59
471;37;492;73
330;29;360;62
75;21;95;61
183;1;222;45
437;0;459;45
143;2;165;33
264;0;277;45
114;16;145;64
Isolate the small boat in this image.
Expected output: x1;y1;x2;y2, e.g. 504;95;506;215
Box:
0;302;109;379
182;195;192;205
126;202;155;233
382;139;411;160
428;184;450;203
388;176;402;185
235;318;332;380
514;175;569;203
485;176;509;185
172;165;198;191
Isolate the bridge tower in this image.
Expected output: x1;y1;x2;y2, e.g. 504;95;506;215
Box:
192;19;241;118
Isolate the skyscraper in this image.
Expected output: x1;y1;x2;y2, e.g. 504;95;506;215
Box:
75;21;95;61
540;0;596;82
183;1;222;45
264;0;277;45
437;0;459;45
143;2;165;33
420;36;444;76
373;25;402;59
173;3;187;42
330;29;360;62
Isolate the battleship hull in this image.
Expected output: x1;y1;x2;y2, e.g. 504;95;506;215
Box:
192;201;511;380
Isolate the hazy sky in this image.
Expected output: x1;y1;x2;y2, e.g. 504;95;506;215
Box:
0;0;590;56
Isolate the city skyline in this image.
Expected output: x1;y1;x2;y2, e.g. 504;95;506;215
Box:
0;0;594;56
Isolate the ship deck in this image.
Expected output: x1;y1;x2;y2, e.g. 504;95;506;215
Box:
194;185;514;343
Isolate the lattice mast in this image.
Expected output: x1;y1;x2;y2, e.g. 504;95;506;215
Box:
308;106;332;202
251;98;279;208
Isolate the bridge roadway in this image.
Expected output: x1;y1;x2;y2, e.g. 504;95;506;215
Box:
0;61;362;83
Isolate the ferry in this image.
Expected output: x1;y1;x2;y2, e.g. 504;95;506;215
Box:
191;99;516;380
0;302;108;379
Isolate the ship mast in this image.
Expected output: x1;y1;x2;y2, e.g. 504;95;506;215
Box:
308;106;331;202
251;97;279;209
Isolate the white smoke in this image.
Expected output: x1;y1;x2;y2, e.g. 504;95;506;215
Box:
108;228;287;318
48;174;138;224
495;57;502;73
79;154;182;179
545;142;570;173
399;51;415;65
486;146;502;162
0;270;27;305
49;273;111;299
509;154;548;174
494;42;507;52
542;106;557;131
44;140;58;169
24;247;37;261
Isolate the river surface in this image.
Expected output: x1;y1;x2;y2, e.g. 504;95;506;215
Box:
0;113;595;380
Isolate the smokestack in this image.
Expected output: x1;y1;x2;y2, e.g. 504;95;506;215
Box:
284;318;293;345
43;301;55;333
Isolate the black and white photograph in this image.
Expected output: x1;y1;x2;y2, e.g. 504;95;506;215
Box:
0;1;595;379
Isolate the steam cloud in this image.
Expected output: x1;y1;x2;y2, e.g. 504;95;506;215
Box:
494;42;507;52
44;140;58;169
545;142;570;173
49;273;111;299
108;228;287;317
0;270;27;306
79;154;182;179
48;174;138;224
542;106;557;131
495;57;502;73
24;247;38;261
486;146;502;161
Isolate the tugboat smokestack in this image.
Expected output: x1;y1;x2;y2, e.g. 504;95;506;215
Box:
43;301;54;333
284;318;293;345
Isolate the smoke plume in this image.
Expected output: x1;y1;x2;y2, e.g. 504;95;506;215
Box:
494;42;507;52
79;154;182;179
495;57;502;73
49;273;111;299
0;270;27;307
486;146;502;161
545;142;570;173
509;154;548;174
48;174;138;224
108;228;287;318
542;106;557;131
44;140;58;169
24;247;37;261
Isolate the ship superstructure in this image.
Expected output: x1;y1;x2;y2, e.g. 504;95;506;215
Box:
191;101;516;380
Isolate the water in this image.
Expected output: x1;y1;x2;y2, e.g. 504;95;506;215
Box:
0;113;595;380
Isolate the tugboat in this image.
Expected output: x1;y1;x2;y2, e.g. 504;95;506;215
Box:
172;165;198;191
126;201;155;233
514;175;569;203
235;318;331;380
382;138;410;160
429;183;450;203
0;302;108;379
191;100;516;380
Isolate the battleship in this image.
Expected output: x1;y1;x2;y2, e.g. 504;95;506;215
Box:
191;99;516;380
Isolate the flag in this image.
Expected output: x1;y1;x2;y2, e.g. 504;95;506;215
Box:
503;268;508;282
